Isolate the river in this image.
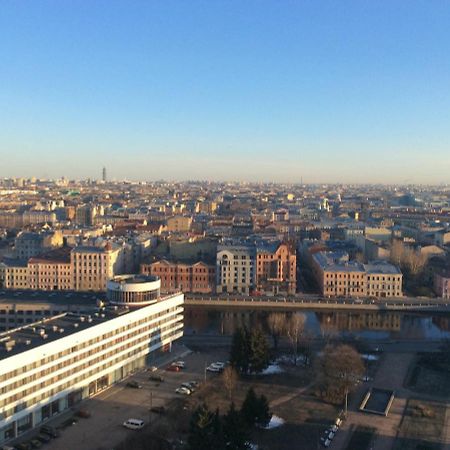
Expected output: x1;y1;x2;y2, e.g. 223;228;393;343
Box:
184;306;450;341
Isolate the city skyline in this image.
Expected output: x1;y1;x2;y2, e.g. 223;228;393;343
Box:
1;1;450;183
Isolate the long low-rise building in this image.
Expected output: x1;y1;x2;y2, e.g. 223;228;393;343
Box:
0;275;183;445
311;250;403;298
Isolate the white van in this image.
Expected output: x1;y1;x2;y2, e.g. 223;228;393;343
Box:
123;418;145;430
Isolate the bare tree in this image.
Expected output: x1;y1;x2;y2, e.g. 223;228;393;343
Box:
404;248;427;277
222;366;238;401
390;239;405;267
286;313;306;365
267;312;286;351
315;344;364;405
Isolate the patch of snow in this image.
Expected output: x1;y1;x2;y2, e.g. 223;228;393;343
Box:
261;364;284;375
361;353;379;361
264;415;285;429
276;354;307;366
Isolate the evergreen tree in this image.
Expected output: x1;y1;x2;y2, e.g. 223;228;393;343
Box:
223;402;250;450
241;387;259;427
254;394;272;428
188;404;225;450
230;326;251;374
249;327;270;373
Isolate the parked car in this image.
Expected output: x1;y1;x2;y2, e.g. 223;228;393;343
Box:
14;443;32;450
36;434;52;444
40;426;60;438
126;381;142;389
206;362;225;372
123;418;145;430
171;361;185;369
150;406;166;415
29;439;42;449
147;366;158;372
149;374;164;382
175;387;191;395
75;409;91;418
166;365;180;372
181;382;195;392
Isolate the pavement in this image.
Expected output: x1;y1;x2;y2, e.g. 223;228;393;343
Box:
10;344;228;450
332;352;422;450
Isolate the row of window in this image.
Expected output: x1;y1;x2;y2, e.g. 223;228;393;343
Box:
0;319;182;412
0;306;180;384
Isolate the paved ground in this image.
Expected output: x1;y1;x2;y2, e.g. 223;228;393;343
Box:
12;345;228;450
332;352;414;450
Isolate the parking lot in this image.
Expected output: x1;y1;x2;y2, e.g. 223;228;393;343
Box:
10;346;228;450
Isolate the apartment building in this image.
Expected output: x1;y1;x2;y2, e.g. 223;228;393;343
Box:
141;259;215;294
166;216;192;233
71;243;124;292
255;241;296;295
0;260;28;290
27;248;73;291
311;251;402;298
216;245;255;295
14;231;63;260
0;278;183;445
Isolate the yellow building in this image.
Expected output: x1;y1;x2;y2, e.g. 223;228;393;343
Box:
71;243;124;292
312;251;402;298
166;215;192;233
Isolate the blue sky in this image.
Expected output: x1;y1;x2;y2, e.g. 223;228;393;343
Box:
1;1;449;183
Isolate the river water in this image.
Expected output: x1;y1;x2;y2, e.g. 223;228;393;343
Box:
184;307;450;341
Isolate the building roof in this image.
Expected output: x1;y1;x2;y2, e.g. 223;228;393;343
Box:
0;308;123;360
363;261;402;275
28;246;72;264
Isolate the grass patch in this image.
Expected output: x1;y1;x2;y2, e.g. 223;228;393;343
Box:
406;354;450;398
393;398;446;450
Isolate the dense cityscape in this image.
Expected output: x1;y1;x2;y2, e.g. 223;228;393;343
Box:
0;175;450;449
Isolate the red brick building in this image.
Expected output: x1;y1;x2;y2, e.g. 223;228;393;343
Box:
140;259;215;294
255;242;296;295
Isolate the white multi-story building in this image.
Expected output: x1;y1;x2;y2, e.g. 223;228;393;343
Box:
0;276;183;445
216;244;255;295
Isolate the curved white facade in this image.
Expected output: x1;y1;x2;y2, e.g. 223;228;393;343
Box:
107;275;161;306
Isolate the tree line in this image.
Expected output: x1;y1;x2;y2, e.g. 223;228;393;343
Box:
187;388;271;450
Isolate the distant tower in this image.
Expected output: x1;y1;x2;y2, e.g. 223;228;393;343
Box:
102;167;107;182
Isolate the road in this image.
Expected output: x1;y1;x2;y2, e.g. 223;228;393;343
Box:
185;293;450;313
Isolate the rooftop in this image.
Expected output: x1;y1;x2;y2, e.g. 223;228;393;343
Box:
110;274;159;285
0;307;127;360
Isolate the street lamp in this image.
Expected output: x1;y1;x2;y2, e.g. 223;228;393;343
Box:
149;389;153;426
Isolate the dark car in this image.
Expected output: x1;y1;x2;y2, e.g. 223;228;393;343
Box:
15;443;32;450
29;440;42;449
40;426;60;438
150;406;166;415
126;380;142;389
149;374;164;382
36;434;52;444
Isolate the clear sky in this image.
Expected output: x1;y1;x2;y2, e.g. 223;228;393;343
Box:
1;1;449;183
